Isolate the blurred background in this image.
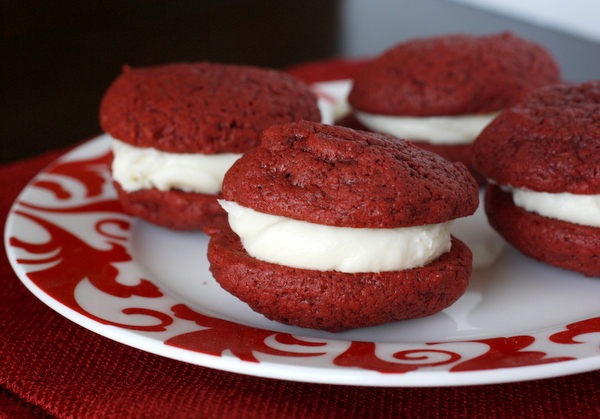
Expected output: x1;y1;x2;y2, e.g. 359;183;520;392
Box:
2;0;600;164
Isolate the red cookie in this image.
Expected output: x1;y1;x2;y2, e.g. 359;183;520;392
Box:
209;121;478;332
208;227;471;333
473;81;600;194
346;32;561;183
100;62;321;153
99;62;321;230
223;121;479;228
473;81;600;276
348;32;560;116
113;182;227;231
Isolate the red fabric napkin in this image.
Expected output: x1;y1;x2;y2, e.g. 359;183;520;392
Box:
2;59;600;419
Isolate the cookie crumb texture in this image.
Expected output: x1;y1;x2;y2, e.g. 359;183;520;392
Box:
474;81;600;194
208;227;472;332
114;182;227;231
348;32;561;116
99;62;321;154
485;185;600;277
223;121;479;228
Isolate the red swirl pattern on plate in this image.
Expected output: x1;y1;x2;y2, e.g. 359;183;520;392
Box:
334;342;461;373
550;317;600;345
9;148;168;331
447;337;573;371
167;304;328;362
6;134;600;383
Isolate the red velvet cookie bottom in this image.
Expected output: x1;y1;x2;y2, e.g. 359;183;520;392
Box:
207;226;472;332
485;184;600;277
335;115;485;185
114;182;227;231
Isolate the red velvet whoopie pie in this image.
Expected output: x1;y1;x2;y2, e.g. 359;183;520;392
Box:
346;32;561;184
473;80;600;277
100;62;321;230
208;121;479;332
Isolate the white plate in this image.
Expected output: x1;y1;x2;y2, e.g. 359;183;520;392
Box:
6;83;600;387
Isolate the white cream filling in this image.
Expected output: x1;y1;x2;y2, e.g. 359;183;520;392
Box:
354;111;499;145
313;79;354;122
220;200;453;273
111;138;242;194
504;186;600;228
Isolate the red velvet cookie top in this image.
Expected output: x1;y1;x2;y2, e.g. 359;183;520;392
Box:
473;80;600;194
348;32;561;117
99;62;321;154
222;121;479;228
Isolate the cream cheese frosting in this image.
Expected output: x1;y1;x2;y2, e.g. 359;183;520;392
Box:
111;138;242;194
355;111;499;144
219;200;453;273
504;186;600;228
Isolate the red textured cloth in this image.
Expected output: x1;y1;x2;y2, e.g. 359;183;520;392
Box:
1;59;600;419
